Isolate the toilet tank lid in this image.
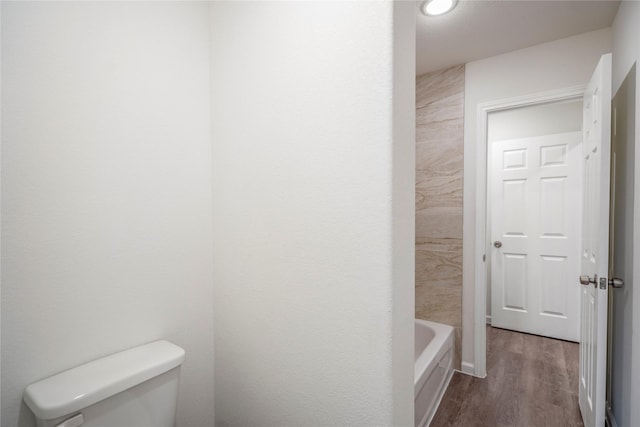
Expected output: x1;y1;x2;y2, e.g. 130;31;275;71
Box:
23;340;185;420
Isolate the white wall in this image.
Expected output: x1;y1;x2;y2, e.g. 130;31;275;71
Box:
391;2;417;422
209;2;415;426
488;100;583;143
463;28;612;373
1;3;214;426
611;2;640;426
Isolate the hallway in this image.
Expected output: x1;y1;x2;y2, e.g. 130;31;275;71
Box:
431;326;583;427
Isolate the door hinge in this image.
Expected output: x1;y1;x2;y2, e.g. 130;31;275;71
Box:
599;277;607;290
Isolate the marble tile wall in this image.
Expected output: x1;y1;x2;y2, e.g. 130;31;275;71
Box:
416;64;464;369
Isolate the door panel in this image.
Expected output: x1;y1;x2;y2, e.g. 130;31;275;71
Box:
491;131;582;341
540;177;567;235
503;253;527;310
503;179;527;233
540;255;568;316
579;53;612;427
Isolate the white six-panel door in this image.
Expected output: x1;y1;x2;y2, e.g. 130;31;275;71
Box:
491;131;582;341
579;53;612;427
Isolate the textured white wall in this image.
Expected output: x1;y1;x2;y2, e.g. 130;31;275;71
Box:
463;28;612;372
611;3;640;426
1;2;214;426
209;2;415;426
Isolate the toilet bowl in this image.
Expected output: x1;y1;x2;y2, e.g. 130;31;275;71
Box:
23;340;185;427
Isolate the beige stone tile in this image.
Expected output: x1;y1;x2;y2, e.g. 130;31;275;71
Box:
416;92;464;125
415;248;462;284
416;137;463;176
416;117;463;144
415;164;463;184
414;63;465;372
453;326;462;370
416;238;463;253
415;208;462;240
415;283;462;327
415;138;463;163
416;159;463;189
416;64;465;109
416;176;463;210
415;240;462;284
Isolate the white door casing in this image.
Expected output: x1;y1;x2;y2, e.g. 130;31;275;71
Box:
579;53;612;427
490;132;582;341
472;86;586;379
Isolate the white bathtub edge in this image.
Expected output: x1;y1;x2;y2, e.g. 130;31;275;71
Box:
414;319;455;427
424;367;454;427
414;320;454;395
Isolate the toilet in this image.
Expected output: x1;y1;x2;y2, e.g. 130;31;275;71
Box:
23;340;185;427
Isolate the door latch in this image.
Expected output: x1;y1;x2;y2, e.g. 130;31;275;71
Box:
579;275;623;289
599;277;607;290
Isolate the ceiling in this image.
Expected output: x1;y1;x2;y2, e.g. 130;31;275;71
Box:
416;0;621;76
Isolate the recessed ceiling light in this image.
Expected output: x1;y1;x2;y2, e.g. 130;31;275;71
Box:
422;0;457;16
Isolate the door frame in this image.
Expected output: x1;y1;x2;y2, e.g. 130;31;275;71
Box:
470;85;586;378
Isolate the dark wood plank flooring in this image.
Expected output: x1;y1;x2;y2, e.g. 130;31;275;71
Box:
430;326;583;427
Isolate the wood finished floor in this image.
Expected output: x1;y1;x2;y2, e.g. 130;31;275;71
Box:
431;326;583;427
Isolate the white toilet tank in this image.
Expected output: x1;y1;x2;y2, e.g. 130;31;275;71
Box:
23;340;185;427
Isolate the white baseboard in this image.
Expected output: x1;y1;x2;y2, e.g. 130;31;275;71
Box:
486;315;492;325
460;362;475;376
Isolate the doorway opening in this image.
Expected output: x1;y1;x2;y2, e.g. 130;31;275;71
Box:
486;99;583;341
471;86;586;377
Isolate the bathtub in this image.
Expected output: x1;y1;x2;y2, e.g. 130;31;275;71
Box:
414;319;454;427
